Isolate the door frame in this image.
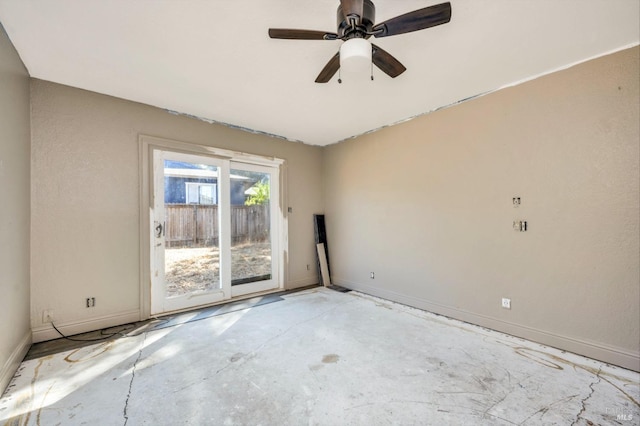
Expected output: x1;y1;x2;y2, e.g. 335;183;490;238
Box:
139;135;287;319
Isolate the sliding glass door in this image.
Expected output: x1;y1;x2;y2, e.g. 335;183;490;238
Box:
150;150;280;315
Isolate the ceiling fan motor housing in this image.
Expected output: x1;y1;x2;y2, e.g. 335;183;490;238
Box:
337;0;376;39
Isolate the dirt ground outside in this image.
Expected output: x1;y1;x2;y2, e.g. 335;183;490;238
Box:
164;242;271;297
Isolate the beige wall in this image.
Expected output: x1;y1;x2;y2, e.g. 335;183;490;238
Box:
0;24;31;392
323;47;640;371
30;80;323;341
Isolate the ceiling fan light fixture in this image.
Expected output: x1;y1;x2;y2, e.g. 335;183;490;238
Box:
339;38;372;74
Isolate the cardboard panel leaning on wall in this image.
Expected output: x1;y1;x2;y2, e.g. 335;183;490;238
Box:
322;47;640;371
29;79;323;342
0;23;31;393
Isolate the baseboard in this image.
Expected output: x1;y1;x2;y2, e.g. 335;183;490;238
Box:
286;276;319;290
31;309;141;343
0;330;31;395
334;278;640;372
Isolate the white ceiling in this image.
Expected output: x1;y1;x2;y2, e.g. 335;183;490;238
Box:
0;1;638;146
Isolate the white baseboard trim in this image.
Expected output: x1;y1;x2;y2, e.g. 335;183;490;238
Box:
286;276;319;290
1;330;32;395
31;309;141;343
334;278;640;372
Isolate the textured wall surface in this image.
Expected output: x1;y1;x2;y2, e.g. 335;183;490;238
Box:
30;80;323;339
323;47;640;370
0;24;31;392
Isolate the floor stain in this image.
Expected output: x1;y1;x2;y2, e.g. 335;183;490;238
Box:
508;345;640;407
229;353;243;362
64;341;113;363
322;354;340;364
36;381;57;426
512;346;563;370
28;358;49;425
11;357;48;426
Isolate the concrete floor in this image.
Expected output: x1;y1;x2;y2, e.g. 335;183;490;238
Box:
1;288;638;425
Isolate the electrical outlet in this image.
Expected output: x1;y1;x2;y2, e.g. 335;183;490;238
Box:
42;310;54;323
370;272;375;279
501;298;511;309
86;297;96;308
513;220;528;232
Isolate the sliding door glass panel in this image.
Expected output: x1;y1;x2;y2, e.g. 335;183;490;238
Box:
164;159;221;297
230;164;278;296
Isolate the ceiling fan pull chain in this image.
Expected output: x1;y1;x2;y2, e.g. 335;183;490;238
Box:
371;61;374;81
338;68;342;84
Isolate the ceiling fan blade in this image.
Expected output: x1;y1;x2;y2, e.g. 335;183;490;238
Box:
340;0;364;20
372;2;451;38
371;44;406;78
269;28;338;40
315;52;341;83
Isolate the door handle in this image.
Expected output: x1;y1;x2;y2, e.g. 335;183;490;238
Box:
155;222;164;238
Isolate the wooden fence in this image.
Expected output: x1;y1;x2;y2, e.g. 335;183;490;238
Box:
165;203;270;247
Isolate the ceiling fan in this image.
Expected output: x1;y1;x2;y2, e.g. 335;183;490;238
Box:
268;0;452;83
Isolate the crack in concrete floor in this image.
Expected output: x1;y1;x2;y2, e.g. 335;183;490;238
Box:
123;333;146;426
571;367;602;426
